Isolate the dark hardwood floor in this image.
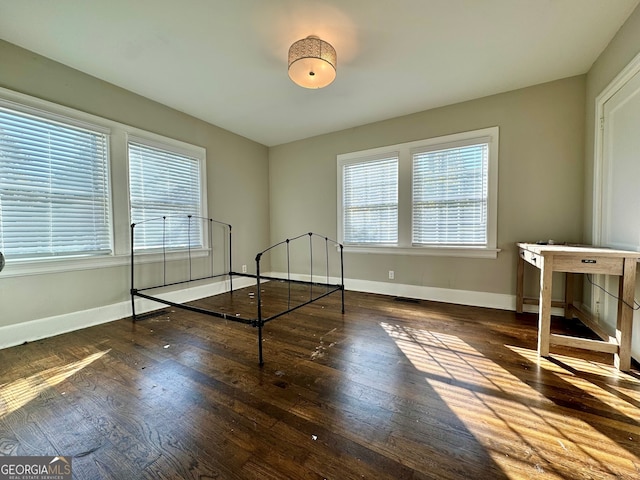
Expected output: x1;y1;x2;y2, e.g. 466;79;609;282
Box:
1;283;640;479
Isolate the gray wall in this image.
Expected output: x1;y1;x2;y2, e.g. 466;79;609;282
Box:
584;5;640;355
3;1;640;341
0;40;270;328
269;76;586;302
585;4;640;241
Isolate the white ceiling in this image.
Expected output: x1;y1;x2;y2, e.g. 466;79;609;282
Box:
0;0;638;146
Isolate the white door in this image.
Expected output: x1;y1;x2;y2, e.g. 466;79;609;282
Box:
602;70;640;251
600;67;640;357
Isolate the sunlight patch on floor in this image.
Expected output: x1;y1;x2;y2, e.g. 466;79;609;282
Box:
507;345;640;381
0;349;110;419
506;345;640;439
381;322;640;479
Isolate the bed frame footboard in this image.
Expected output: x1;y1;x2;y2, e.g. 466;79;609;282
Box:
130;217;344;365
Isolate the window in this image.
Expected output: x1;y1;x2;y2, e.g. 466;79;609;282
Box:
337;127;499;258
412;142;488;245
0;103;111;259
343;155;398;244
128;138;205;251
0;87;209;277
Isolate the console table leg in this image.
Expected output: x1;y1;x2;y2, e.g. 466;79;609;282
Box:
516;254;524;314
564;273;575;319
538;255;553;357
615;257;636;371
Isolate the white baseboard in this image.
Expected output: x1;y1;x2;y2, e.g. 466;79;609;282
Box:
266;271;564;314
0;273;562;351
342;277;565;316
345;277;513;310
0;276;255;350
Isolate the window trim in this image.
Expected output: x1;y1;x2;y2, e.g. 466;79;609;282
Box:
0;86;208;277
0;102;113;259
127;133;208;254
337;127;500;258
341;151;400;246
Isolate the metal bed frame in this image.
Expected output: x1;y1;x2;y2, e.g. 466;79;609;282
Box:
129;215;344;365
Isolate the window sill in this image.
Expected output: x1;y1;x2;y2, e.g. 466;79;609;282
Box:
0;249;209;278
343;245;501;259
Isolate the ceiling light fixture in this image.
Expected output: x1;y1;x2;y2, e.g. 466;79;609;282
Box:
288;35;337;89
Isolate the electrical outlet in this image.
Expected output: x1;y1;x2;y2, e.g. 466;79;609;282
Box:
388;270;394;280
242;264;247;273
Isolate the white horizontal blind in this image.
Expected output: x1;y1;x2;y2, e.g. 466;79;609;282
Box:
412;142;488;245
0;106;111;259
128;141;202;251
343;156;398;244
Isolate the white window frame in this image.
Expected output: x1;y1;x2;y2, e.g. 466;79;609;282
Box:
337;127;500;258
127;133;208;253
0;86;208;277
0;98;113;260
341;153;399;246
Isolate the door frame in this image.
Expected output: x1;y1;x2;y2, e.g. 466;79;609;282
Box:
592;51;640;315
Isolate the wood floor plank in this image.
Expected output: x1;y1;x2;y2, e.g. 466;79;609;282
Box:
2;286;640;479
0;402;56;457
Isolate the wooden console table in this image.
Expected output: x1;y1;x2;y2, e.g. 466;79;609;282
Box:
516;242;640;371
